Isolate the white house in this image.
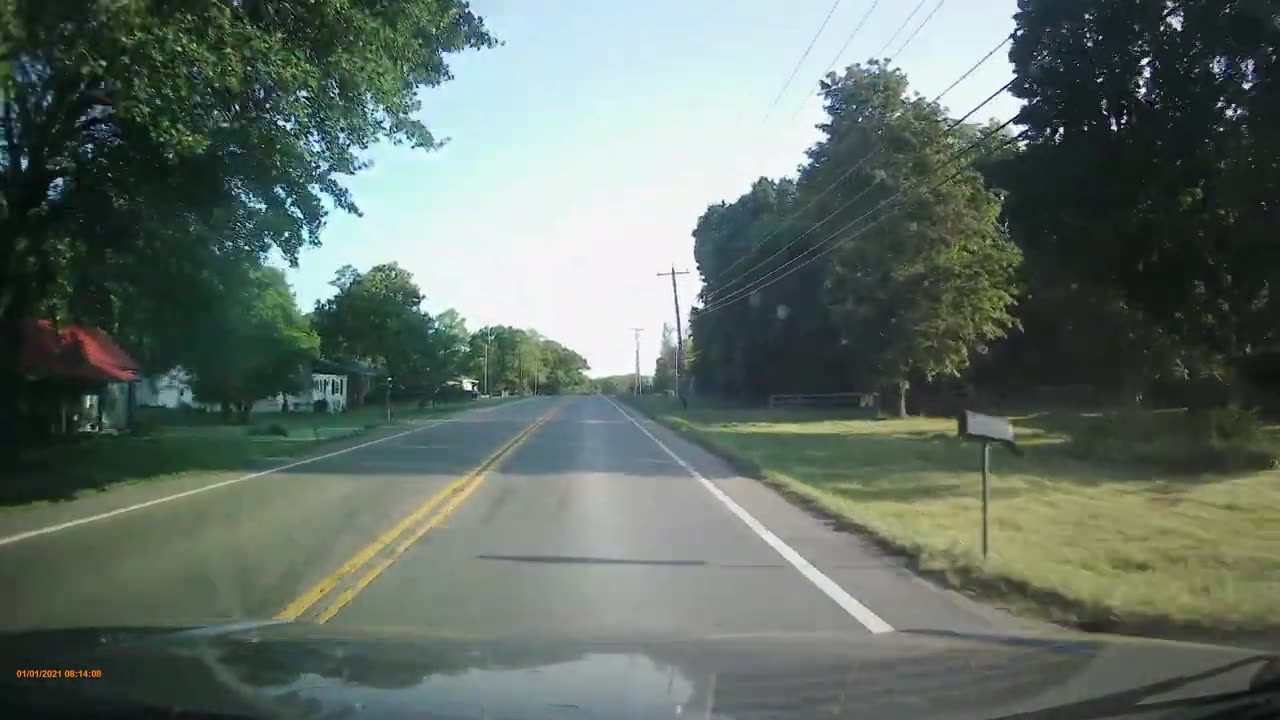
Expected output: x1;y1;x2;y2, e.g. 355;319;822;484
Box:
137;367;309;413
135;368;197;409
310;372;348;413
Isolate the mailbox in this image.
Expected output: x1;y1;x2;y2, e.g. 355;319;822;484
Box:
958;410;1014;444
956;410;1019;560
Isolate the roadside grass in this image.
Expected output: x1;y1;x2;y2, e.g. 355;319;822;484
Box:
7;399;504;510
624;395;1280;633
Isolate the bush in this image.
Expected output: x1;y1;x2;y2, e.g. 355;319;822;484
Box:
131;417;161;437
1206;405;1260;445
248;423;289;437
312;398;329;414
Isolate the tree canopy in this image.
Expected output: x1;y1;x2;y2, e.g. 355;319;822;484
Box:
690;62;1020;414
312;265;590;401
185;261;319;422
1;0;494;431
685;2;1280;414
469;326;591;396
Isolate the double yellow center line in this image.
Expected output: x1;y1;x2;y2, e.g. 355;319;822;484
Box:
273;404;559;624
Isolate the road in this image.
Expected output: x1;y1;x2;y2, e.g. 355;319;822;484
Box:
0;395;1032;638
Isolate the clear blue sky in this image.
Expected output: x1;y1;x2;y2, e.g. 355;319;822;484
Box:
286;0;1022;377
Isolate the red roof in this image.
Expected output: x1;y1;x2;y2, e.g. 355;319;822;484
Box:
21;320;140;383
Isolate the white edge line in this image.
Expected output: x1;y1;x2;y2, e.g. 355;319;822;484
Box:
602;395;894;635
0;402;515;548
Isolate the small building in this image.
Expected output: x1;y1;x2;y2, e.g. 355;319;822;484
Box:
20;320;141;434
310;359;383;412
135;367;197;409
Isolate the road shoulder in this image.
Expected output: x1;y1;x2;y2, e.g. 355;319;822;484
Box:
608;396;1047;637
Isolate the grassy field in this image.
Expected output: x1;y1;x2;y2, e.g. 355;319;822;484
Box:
7;399;503;510
626;396;1280;632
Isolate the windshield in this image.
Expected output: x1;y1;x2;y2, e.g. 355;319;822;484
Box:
2;0;1278;718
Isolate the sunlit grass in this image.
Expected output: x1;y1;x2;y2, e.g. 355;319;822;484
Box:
630;397;1280;630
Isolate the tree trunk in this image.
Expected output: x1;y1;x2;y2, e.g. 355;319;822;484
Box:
219;401;233;424
237;401;252;425
896;379;909;418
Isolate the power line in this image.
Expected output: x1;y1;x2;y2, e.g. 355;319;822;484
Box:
888;0;946;59
874;0;928;58
789;0;881;120
703;76;1016;306
699;134;1023;317
701;114;1020;315
699;119;1023;317
928;33;1012;105
763;0;844;121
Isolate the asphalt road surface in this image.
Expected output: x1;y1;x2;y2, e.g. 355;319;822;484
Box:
0;395;1036;639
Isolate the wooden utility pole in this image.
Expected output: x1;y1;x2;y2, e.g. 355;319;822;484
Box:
629;328;643;395
656;266;690;404
482;327;494;397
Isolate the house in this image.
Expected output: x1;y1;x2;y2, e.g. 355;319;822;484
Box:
441;376;480;400
134;358;384;416
20;320;141;434
135;367;197;409
309;359;383;412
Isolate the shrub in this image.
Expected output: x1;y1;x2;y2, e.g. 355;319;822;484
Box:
1206;405;1260;445
313;398;329;414
248;423;289;437
131;417;161;437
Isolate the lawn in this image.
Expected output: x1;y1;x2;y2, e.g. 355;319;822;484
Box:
626;396;1280;632
7;399;502;510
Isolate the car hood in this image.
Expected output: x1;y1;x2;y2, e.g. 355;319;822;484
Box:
1;622;1276;719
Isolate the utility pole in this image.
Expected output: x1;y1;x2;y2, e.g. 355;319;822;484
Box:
656;266;690;405
482;327;494;397
629;328;643;395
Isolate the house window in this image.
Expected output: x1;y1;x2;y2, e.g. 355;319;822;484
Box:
338;379;344;397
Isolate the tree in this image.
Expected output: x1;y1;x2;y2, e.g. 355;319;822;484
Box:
652;324;677;394
592;375;634;395
467;326;589;396
312;263;471;402
816;63;1021;415
0;0;494;429
186;263;319;423
313;263;424;368
687;62;1020;414
539;340;590;394
1006;0;1279;359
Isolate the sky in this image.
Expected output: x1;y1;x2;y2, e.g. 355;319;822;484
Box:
285;0;1024;377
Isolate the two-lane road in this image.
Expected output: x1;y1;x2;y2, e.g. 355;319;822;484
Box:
0;395;1029;639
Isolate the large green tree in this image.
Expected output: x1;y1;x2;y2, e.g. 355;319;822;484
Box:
0;0;493;428
312;263;473;401
689;63;1020;413
816;64;1021;415
186;263;319;423
1006;0;1279;359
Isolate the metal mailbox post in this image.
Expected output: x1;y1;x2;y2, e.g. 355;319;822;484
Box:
957;411;1018;559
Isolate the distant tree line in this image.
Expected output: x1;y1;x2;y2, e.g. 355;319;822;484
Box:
312;263;591;404
686;0;1279;415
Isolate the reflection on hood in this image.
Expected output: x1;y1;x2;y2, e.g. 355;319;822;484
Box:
0;623;1275;719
